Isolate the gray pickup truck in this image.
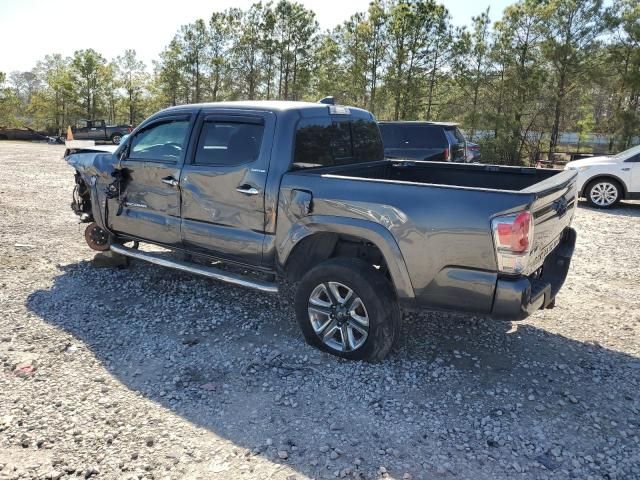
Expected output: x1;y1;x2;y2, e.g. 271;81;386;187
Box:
69;119;132;144
66;101;578;361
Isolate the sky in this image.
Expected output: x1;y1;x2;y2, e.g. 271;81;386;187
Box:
0;0;514;73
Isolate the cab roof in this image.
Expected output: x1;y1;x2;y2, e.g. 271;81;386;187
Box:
378;120;460;127
159;100;373;118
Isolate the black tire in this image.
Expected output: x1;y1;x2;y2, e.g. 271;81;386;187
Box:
585;178;622;209
110;133;123;145
294;258;400;362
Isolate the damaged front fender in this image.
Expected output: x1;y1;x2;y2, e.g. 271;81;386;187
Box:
65;147;123;227
65;148;118;181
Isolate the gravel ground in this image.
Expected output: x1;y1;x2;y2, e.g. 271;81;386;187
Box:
1;141;639;480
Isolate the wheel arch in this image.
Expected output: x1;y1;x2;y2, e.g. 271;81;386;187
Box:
278;215;415;301
582;174;628;199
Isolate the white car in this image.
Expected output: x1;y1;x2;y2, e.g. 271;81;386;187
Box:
565;145;640;208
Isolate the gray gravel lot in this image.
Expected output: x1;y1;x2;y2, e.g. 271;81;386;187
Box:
1;141;639;480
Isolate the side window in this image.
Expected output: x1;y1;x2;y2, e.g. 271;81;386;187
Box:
625;154;640;163
194;121;264;166
352;119;383;161
292;118;333;168
379;124;398;148
331;121;352;159
292;118;382;169
401;125;445;148
77;120;88;129
129;119;189;162
445;127;466;145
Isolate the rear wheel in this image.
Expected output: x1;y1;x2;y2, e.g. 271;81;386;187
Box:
110;133;123;145
294;258;400;362
586;179;621;208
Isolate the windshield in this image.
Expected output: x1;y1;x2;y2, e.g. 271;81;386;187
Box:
613;144;640;159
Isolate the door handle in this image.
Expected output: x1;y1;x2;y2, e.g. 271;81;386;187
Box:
161;176;179;187
236;185;259;195
622;167;630;171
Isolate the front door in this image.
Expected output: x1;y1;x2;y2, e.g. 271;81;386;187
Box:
626;153;640;193
109;114;193;246
179;110;274;266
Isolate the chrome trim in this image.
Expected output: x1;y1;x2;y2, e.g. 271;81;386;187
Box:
236;186;260;195
161;177;179;186
110;244;278;293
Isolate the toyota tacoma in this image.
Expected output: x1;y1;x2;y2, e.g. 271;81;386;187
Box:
66;100;578;361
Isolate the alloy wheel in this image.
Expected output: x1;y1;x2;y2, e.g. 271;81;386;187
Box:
590;182;618;207
307;282;369;352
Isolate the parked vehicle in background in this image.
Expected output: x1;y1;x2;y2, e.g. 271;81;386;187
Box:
69;119;132;144
0;126;50;141
466;141;481;162
378;121;467;162
65;100;577;361
565;144;640;208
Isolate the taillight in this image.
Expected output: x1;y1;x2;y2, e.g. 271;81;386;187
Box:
127;126;133;133
491;211;534;274
443;148;449;160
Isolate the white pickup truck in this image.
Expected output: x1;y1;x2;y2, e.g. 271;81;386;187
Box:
565;145;640;208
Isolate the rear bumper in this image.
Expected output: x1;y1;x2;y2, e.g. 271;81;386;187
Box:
491;227;576;320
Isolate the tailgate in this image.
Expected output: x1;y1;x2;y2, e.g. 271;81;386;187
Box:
523;170;578;273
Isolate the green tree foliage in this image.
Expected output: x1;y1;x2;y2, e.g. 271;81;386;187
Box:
0;71;22;127
487;0;546;163
539;0;604;156
71;49;107;120
385;0;451;120
604;0;640;149
3;0;638;164
117;50;148;125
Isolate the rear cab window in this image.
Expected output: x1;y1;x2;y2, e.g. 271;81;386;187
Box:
292;115;383;170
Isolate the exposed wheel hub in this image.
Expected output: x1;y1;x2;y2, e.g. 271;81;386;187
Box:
84;222;111;251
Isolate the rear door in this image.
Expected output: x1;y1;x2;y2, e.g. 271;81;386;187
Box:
109;114;193;246
179;110;275;266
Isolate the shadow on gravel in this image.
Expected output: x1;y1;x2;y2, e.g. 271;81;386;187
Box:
27;260;640;479
577;199;640;217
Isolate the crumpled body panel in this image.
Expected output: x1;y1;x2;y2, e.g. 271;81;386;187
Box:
65;151;117;181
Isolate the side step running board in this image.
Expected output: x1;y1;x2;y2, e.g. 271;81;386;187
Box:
110;244;278;294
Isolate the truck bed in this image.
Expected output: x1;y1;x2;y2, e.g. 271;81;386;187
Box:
281;159;577;314
320;160;563;192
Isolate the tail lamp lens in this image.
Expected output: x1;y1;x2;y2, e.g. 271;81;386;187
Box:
491;211;534;274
